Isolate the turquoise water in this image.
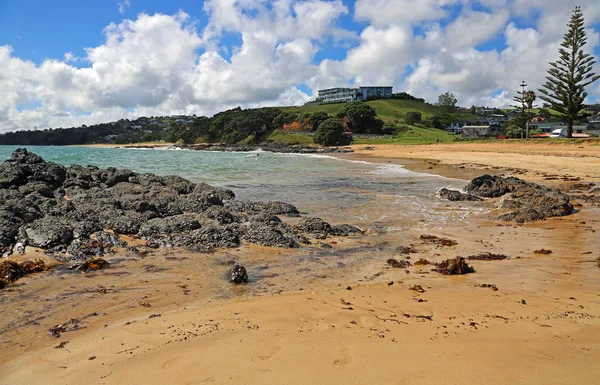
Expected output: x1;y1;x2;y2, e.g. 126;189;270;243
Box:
0;145;470;228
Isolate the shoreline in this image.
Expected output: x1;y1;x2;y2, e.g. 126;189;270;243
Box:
2;144;600;384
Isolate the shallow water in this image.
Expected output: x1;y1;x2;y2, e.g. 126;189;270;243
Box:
0;145;475;228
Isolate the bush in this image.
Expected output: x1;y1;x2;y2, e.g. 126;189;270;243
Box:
337;101;379;134
314;119;346;146
405;111;422;125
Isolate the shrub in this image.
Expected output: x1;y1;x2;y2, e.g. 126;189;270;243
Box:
405;111;422;125
314;118;346;146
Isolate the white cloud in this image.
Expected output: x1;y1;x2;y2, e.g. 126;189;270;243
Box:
354;0;460;26
118;0;131;14
1;0;600;133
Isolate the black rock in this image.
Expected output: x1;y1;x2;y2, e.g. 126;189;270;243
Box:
329;224;362;236
439;188;482;202
228;263;248;284
22;216;73;249
297;217;331;234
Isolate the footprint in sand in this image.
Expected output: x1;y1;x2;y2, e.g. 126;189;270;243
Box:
333;348;352;369
252;345;282;361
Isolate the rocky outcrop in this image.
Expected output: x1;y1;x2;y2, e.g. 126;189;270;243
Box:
441;174;574;223
178;143;354;155
439;188;482;202
0;149;362;259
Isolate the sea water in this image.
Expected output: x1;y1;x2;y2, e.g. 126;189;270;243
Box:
0;145;471;229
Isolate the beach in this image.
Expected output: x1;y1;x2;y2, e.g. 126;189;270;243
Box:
1;142;600;385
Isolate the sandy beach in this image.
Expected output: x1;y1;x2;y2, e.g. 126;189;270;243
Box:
1;142;600;385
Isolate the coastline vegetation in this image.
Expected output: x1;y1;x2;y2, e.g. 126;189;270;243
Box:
0;96;475;147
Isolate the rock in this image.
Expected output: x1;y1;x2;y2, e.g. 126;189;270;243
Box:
225;200;299;217
410;284;425;293
433;257;475;275
297;217;331;234
387;258;411;268
465;175;512;197
596;257;600;268
184;226;240;250
228;262;248;284
0;150;364;261
15;242;25;255
243;224;299;248
467;253;510;261
480;283;498;291
139;215;201;237
534;249;553;255
23;216;73;249
329;224;362;236
67;238;110;261
466;174;573;222
420;234;457;247
439;188;482;202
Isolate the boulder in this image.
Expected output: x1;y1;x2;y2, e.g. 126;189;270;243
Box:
228;262;248;284
297;217;331;234
465;175;573;222
23;216;73;249
439;188;482;202
184;226;240;250
329;224;362;236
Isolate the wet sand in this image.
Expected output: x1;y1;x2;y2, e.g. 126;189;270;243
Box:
2;143;600;384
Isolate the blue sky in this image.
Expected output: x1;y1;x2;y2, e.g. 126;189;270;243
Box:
0;0;599;132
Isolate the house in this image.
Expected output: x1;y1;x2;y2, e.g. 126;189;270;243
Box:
586;104;600;113
104;135;118;143
317;86;393;104
445;121;468;134
462;125;500;138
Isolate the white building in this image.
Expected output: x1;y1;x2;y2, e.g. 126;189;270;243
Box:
317;86;393;104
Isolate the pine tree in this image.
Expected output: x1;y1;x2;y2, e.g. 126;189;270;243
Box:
538;6;600;138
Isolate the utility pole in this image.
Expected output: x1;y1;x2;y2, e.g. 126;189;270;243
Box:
520;81;527;139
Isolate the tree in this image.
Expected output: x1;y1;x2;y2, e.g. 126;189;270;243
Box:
538;6;600;138
512;82;533;138
314;118;345;146
336;101;380;133
405;111;422;125
307;112;330;131
524;90;536;111
436;92;458;110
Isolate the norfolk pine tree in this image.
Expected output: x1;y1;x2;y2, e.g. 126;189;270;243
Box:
538;6;600;138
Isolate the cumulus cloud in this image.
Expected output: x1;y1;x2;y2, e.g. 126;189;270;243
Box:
1;0;600;133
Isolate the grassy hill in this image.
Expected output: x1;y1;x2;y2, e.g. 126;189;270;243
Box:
277;99;478;145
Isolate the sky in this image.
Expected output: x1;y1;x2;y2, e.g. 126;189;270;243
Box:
1;0;600;132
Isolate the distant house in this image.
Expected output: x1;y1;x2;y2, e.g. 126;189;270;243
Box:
462;125;500;138
446;121;467;134
586;104;600;113
317;86;393;104
104;135;118;143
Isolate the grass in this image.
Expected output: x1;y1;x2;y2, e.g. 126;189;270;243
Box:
267;130;315;145
280;99;478;123
278;99;477;145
